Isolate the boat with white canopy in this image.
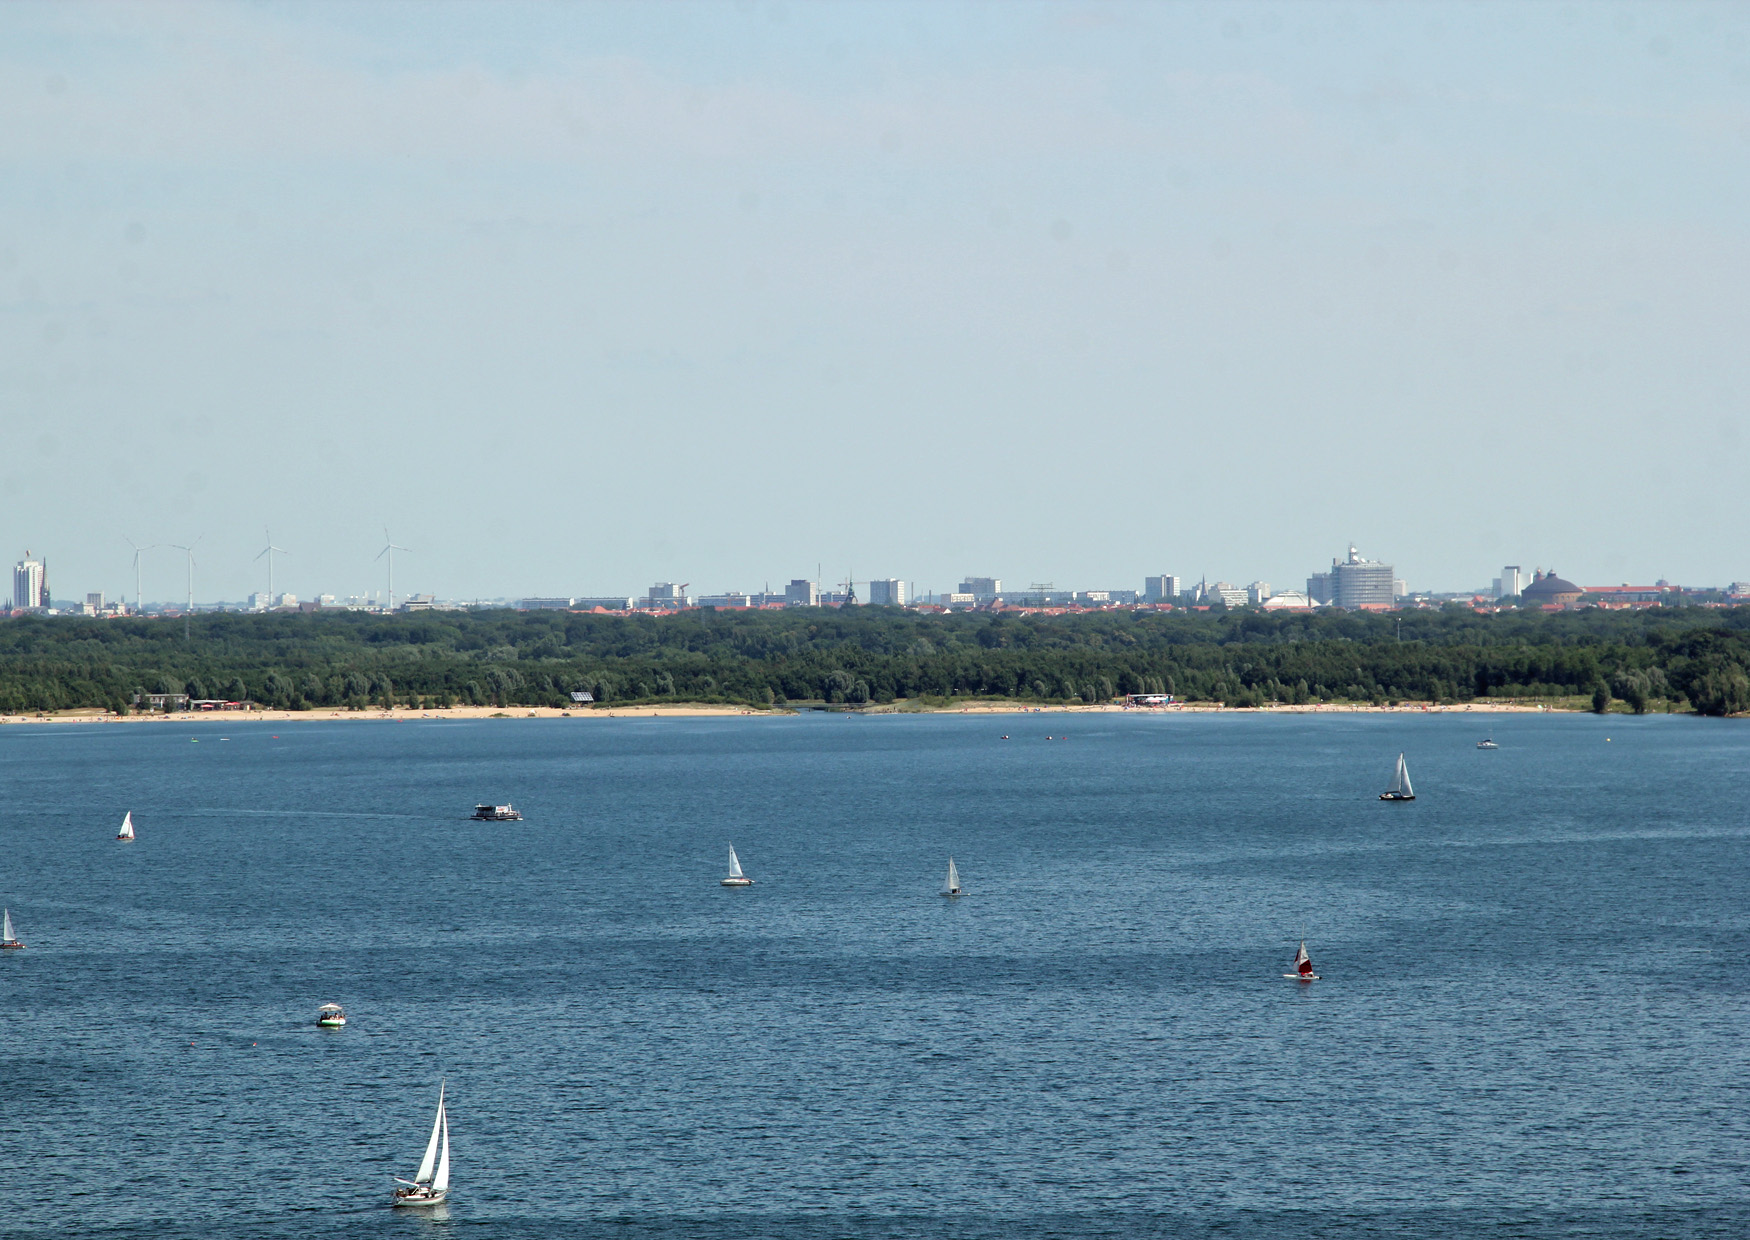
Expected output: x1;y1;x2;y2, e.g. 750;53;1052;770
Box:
941;858;961;897
721;845;753;886
1379;753;1415;801
1;909;23;950
1283;940;1320;982
393;1081;450;1206
116;811;135;841
316;1003;346;1027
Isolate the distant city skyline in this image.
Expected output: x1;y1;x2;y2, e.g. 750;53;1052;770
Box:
3;2;1747;599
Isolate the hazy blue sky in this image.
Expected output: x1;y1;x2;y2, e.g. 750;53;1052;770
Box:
3;1;1748;603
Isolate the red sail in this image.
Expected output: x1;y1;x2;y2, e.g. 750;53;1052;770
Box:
1299;958;1314;975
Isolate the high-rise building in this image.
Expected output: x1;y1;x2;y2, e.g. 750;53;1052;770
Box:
1305;572;1332;605
13;553;45;610
1499;565;1525;598
957;577;1001;601
868;579;906;606
784;578;820;607
1327;545;1394;608
645;583;690;608
1144;575;1181;602
1247;581;1271;604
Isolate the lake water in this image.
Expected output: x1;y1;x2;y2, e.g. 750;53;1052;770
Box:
2;711;1747;1238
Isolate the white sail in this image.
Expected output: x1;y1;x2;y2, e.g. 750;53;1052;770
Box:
431;1102;450;1194
726;845;744;880
1396;753;1413;797
2;909;12;941
1294;941;1311;970
414;1083;445;1184
943;858;960;894
117;811;134;840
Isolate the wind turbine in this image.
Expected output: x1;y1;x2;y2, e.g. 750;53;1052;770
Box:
254;527;290;608
166;536;201;639
376;528;410;612
125;538;158;614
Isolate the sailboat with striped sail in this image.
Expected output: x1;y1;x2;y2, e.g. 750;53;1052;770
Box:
1283;941;1320;982
941;858;961;897
116;811;135;841
1;908;23;949
393;1082;450;1206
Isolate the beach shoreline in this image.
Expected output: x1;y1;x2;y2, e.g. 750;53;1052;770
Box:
0;699;1595;725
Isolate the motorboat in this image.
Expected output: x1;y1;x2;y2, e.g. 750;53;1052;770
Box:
1283;940;1320;981
316;1003;347;1027
1;909;23;950
941;858;962;897
721;844;753;886
470;804;522;821
393;1082;451;1207
1379;753;1415;801
1477;738;1499;750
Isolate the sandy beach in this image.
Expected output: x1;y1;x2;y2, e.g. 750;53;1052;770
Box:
0;699;1579;725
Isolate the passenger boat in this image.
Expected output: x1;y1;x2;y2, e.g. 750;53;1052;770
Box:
1283;940;1320;981
116;811;135;841
941;857;962;897
316;1003;347;1027
393;1082;451;1207
1;908;23;950
1379;753;1415;801
721;844;753;886
1476;738;1499;750
470;804;522;821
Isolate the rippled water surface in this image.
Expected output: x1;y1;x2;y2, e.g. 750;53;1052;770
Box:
2;711;1747;1238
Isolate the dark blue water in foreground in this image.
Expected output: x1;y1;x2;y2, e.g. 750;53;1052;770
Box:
2;711;1747;1238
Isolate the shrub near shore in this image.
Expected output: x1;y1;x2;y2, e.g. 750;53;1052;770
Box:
0;604;1747;716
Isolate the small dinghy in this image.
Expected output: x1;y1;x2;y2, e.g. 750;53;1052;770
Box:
1379;753;1415;801
941;857;962;897
1284;940;1320;982
116;811;135;841
316;1003;346;1027
721;844;753;886
1;908;23;950
393;1081;451;1207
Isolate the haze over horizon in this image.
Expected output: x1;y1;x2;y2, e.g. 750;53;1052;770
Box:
3;1;1747;605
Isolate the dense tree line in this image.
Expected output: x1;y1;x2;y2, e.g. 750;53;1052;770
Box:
2;604;1750;715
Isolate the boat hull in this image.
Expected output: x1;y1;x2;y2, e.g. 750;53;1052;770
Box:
1;942;23;950
1284;973;1321;981
1378;793;1414;801
720;877;753;886
393;1189;447;1207
317;1018;346;1027
942;890;961;897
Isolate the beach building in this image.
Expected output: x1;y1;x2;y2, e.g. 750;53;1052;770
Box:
1144;575;1181;603
13;553;45;610
868;579;906;606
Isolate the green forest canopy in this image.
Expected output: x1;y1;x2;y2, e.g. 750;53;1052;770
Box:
4;604;1750;715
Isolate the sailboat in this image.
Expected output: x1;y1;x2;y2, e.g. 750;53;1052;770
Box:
941;857;962;897
1283;940;1320;981
1;909;23;949
393;1081;451;1206
116;811;135;841
720;844;753;887
1379;753;1415;801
